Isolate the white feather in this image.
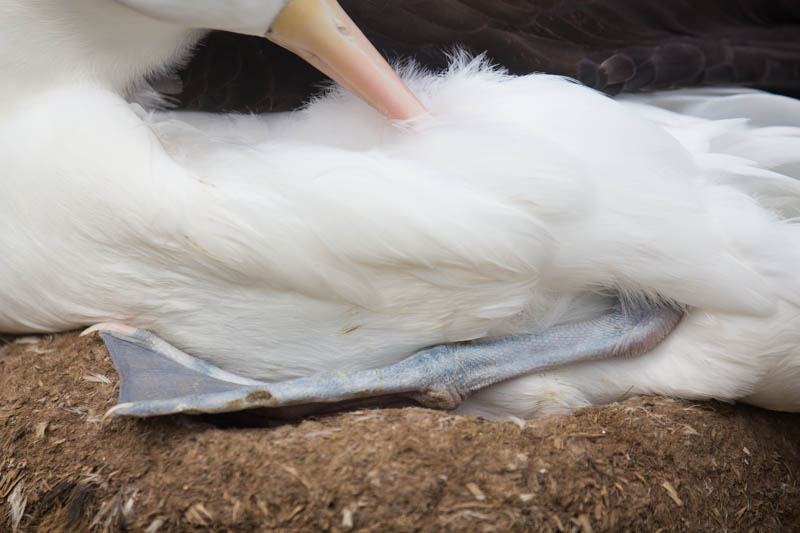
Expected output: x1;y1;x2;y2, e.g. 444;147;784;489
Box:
1;3;799;417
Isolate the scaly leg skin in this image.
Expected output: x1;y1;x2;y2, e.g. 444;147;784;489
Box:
86;302;683;418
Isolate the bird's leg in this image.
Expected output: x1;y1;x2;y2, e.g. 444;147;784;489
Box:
89;302;682;418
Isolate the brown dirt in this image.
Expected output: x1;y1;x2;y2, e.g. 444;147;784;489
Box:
1;332;799;532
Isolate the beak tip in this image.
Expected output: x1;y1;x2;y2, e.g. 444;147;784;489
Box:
268;0;427;122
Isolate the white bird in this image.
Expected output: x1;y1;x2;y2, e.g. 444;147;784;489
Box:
2;0;799;419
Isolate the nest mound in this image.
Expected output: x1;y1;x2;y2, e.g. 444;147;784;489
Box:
1;332;799;531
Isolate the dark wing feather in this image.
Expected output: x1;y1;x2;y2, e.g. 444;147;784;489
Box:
168;0;800;113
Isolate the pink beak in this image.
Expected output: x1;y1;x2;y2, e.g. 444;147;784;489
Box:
265;0;427;121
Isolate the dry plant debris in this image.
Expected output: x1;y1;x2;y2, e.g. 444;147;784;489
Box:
1;331;799;531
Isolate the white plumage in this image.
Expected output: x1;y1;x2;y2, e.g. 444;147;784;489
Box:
2;1;799;418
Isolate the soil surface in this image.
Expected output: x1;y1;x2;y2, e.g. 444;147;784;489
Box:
1;332;799;532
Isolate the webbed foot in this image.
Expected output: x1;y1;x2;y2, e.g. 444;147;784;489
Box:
89;302;682;418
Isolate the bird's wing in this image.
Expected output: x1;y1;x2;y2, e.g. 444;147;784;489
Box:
167;0;800;113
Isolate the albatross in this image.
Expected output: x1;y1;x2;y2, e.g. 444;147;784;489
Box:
170;0;800;113
1;0;799;419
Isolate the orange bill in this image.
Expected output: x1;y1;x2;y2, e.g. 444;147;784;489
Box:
266;0;427;121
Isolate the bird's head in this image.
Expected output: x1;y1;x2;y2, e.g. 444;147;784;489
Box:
115;0;425;120
4;0;424;120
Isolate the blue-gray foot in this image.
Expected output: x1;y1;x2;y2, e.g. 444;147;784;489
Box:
89;302;682;418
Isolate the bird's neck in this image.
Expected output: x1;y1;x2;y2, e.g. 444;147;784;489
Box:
1;0;202;98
